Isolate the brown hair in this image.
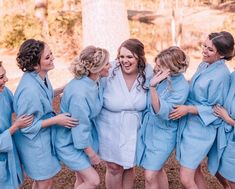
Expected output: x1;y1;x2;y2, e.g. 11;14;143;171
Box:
209;31;234;61
71;46;109;79
113;38;147;90
16;39;45;72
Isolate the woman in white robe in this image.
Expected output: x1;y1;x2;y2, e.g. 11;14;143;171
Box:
96;38;153;189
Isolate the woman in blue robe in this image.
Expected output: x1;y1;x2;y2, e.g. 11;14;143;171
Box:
212;71;235;189
14;39;78;189
0;61;33;189
55;46;111;189
169;31;234;189
137;46;189;189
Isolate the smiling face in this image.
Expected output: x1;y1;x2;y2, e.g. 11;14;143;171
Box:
202;38;221;64
118;47;138;75
0;66;8;92
36;45;55;77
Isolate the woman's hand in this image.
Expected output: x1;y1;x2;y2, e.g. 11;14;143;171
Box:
10;114;34;134
85;147;101;165
169;105;189;120
150;69;170;87
213;104;235;126
55;113;79;128
89;153;101;165
213;105;230;121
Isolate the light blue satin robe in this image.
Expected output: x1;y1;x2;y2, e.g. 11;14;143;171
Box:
13;72;61;180
208;72;235;181
55;76;103;171
137;74;189;170
0;87;23;189
177;60;230;169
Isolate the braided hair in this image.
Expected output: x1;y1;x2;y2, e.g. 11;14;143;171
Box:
71;46;109;79
16;39;45;72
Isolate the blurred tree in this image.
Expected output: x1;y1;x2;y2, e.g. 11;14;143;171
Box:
81;0;130;59
34;0;49;38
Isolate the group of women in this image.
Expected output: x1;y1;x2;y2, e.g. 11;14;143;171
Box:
0;30;235;189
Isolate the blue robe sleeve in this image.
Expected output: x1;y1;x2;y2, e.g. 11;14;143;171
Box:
0;129;13;152
69;94;92;149
196;79;229;126
15;89;43;139
151;87;189;120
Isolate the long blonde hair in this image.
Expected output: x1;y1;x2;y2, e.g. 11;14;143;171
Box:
70;46;109;79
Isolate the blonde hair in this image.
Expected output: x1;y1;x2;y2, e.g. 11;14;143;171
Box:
155;46;189;75
71;46;109;79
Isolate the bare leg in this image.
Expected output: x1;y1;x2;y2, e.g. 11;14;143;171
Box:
122;168;135;189
145;169;168;189
215;172;231;189
229;181;235;189
74;172;84;189
105;162;124;189
158;168;169;189
32;178;53;189
75;167;100;189
194;165;207;189
180;166;198;189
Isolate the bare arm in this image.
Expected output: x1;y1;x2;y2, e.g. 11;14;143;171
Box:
54;85;65;97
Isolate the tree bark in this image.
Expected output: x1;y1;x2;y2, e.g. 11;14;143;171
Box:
81;0;130;59
34;0;49;38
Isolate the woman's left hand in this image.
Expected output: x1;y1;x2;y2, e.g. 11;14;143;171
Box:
150;69;170;87
213;104;230;121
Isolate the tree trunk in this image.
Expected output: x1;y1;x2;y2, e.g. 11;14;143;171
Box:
81;0;130;59
34;0;49;38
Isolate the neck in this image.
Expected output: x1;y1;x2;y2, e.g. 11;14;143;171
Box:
122;70;138;79
89;73;99;81
38;71;47;80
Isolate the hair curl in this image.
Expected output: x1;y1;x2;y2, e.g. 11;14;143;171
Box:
209;31;234;61
154;46;189;75
71;46;109;79
112;38;147;90
16;39;45;72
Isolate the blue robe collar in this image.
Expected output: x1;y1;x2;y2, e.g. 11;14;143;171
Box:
28;71;54;104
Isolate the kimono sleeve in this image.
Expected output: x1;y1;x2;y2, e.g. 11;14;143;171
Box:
196;79;229;126
69;94;92;149
0;129;13;152
15;89;44;139
151;85;189;120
